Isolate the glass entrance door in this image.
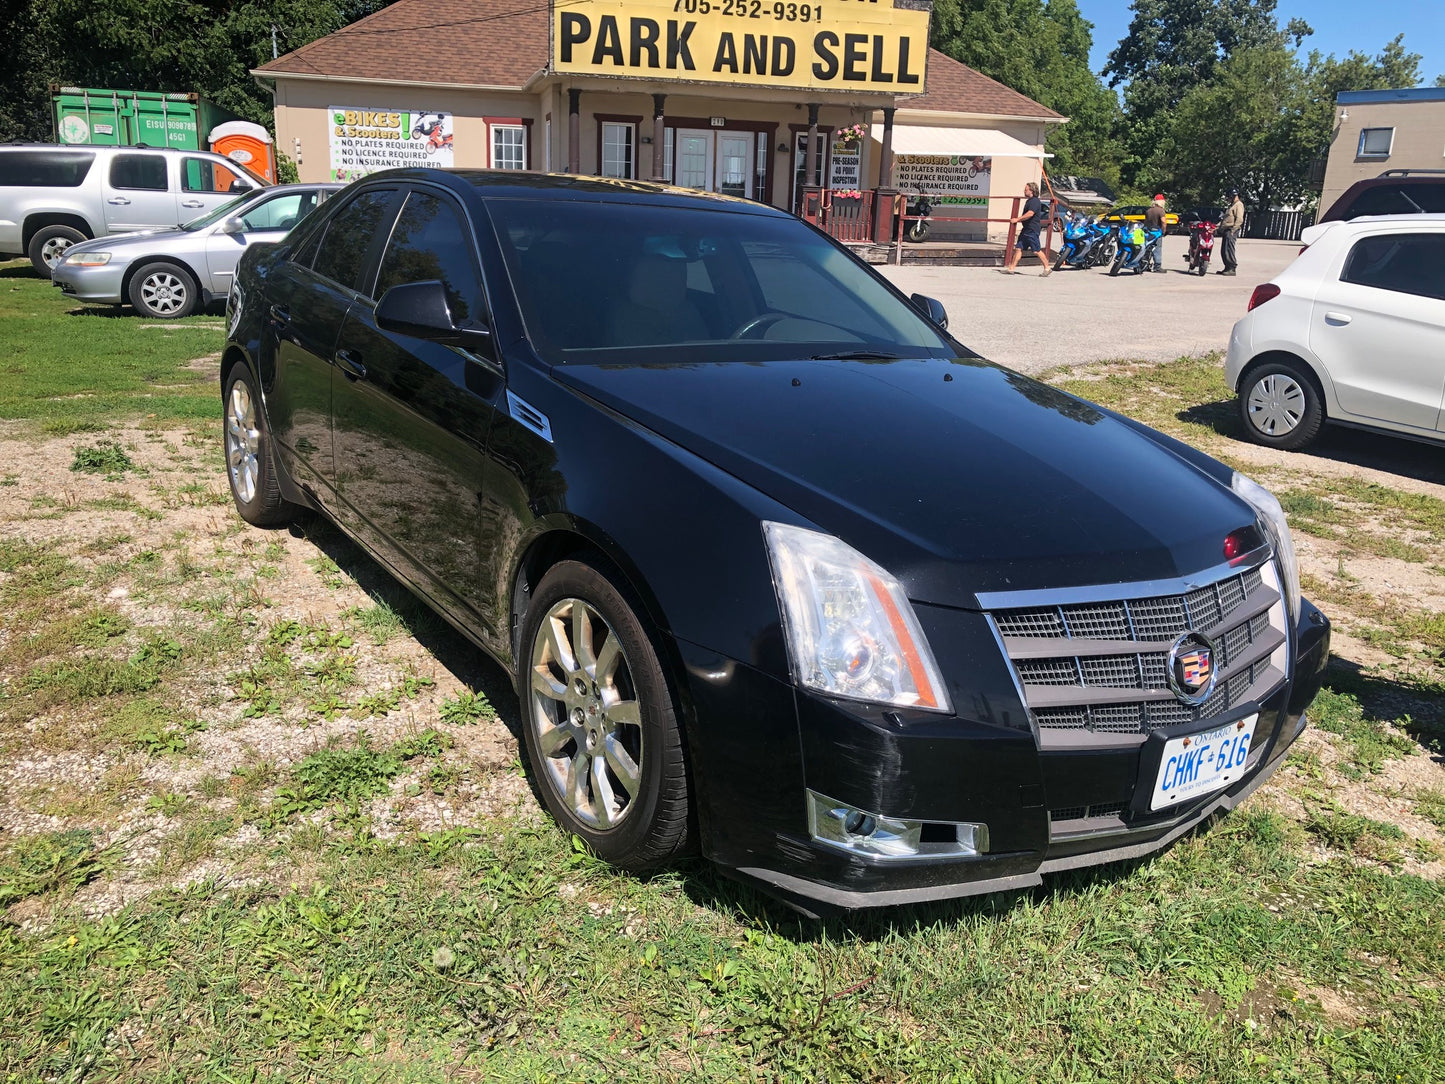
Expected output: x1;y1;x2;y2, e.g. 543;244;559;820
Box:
672;129;755;199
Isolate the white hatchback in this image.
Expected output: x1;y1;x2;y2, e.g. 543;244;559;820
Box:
1224;214;1445;450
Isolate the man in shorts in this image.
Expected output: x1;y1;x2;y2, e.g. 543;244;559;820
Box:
1003;182;1051;275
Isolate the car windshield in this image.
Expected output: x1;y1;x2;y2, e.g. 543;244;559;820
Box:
180;194;254;231
487;199;956;365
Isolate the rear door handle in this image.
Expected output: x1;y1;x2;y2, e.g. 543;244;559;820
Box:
335;349;367;381
181;199;205;208
1324;311;1352;325
107;197;131;205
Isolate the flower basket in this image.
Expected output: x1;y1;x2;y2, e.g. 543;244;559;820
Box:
833;123;867;151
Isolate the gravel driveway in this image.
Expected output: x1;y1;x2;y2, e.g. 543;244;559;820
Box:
880;239;1303;375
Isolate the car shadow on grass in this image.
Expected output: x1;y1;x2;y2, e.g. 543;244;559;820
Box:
1323;655;1445;756
0;263;41;279
1180;400;1445;487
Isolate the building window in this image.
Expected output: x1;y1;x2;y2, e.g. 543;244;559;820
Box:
488;120;528;170
1358;127;1394;158
601;122;634;179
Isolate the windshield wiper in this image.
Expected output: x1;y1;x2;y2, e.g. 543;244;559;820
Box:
810;350;900;360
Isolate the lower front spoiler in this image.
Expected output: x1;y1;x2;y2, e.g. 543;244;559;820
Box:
734;711;1307;914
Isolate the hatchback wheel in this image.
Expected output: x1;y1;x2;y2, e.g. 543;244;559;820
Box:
223;364;295;526
520;561;690;871
28;225;87;278
129;261;198;318
1239;359;1323;450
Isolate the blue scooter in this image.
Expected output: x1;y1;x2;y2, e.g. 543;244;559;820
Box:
1054;214;1115;270
1110;223;1165;276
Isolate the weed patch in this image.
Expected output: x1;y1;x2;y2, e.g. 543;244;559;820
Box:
70;440;134;476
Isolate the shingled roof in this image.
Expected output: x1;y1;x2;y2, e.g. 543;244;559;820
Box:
256;0;1061;121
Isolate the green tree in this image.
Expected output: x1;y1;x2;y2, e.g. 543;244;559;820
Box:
929;0;1123;185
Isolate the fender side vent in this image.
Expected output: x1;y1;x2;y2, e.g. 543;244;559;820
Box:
506;390;552;443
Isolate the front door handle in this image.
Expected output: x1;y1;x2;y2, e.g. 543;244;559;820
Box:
181;199;205;208
1324;311;1352;325
335;349;367;381
107;197;131;205
268;304;290;326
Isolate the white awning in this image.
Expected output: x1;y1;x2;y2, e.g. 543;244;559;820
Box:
871;124;1050;158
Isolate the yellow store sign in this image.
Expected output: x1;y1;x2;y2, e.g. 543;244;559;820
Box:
551;0;929;92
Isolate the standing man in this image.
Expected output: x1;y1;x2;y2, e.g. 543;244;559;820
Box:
1003;181;1052;276
1217;187;1244;276
1144;193;1168;272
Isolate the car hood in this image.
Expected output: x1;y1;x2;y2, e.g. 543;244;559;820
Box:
65;228;196;258
554;356;1257;608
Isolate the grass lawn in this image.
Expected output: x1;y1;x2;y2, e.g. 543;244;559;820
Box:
1;259;1443;1081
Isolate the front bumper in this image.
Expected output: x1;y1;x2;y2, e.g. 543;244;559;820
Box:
51;261;127;304
680;599;1329;912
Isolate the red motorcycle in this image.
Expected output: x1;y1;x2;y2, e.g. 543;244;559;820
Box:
1186;220;1218;276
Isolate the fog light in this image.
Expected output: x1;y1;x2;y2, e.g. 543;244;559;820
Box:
806;790;988;862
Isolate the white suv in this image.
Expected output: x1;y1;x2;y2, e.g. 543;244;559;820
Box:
1225;213;1445;450
0;144;269;277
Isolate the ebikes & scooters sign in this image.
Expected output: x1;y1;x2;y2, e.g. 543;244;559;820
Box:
328;108;454;181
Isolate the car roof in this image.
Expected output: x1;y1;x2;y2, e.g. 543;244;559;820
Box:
351;168;795;218
1299;212;1445;246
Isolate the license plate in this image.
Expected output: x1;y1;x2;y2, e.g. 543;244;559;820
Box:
1150;715;1257;811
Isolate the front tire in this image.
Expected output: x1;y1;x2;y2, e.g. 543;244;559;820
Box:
1238;359;1324;450
129;261;199;319
28;225;87;278
1109;254;1123;276
223;364;296;526
520;560;690;872
1052;250;1067;271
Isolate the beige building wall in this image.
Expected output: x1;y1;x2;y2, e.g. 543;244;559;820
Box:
1320;97;1445;212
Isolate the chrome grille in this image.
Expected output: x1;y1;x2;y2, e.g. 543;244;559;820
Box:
987;562;1286;746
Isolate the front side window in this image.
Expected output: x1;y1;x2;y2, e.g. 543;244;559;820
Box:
310;188;398;292
491;125;527;170
601;122;634;180
239;191;323;232
1341;233;1445;302
1358;127;1394;158
183;158;227;193
374;190;485;326
109;154;168;192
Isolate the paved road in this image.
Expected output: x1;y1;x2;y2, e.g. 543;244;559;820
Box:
878;239;1302;375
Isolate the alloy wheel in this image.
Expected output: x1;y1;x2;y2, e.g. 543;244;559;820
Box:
1246;372;1307;437
41;236;75;269
529;597;644;830
139;270;189;316
225;380;260;505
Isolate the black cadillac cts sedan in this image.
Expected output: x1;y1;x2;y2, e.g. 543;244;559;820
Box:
222;170;1329;911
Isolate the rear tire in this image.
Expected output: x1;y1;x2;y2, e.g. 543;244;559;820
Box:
1238;359;1324;450
28;225;87;278
129;262;199;319
222;364;296;526
519;560;691;873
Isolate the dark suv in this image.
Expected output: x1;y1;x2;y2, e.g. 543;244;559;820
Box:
221;169;1329;911
1319;169;1445;222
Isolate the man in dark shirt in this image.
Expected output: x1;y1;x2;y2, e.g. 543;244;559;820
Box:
1003;182;1052;275
1144;194;1168;272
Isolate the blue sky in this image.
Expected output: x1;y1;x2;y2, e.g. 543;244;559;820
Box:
1074;0;1445;86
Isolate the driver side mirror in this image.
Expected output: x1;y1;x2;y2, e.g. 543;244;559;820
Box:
220;217;245;236
376;280;490;345
910;293;948;330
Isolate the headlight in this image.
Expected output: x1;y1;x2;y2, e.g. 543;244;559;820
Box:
1232;472;1301;622
64;252;111;267
763;522;952;713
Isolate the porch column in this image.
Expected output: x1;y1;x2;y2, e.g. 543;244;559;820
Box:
805;103;820;186
651;94;666;182
872;105;898;243
878;106;896;187
567;89;581;174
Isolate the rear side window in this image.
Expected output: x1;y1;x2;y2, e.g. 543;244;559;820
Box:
310;188;397;292
110;154;168;192
373;191;485;326
1341;233;1445;302
0;150;94;187
1343;183;1445;219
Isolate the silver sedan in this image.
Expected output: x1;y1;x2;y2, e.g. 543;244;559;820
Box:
51;182;342;318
